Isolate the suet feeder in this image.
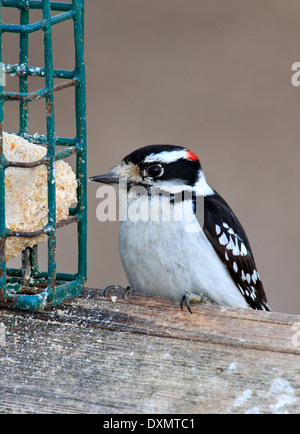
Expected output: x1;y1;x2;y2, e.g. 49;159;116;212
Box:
0;0;87;310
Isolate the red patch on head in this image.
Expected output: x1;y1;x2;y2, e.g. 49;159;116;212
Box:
185;149;200;162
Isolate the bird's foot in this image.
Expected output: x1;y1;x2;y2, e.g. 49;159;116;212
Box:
104;284;132;300
181;292;215;314
180;294;193;314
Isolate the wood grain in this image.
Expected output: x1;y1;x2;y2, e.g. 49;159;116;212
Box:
0;287;299;414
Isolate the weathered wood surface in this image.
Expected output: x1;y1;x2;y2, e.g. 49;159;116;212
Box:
0;287;299;414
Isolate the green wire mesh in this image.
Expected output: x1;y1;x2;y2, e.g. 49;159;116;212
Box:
0;0;87;310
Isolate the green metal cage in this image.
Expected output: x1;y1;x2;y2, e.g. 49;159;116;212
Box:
0;0;87;310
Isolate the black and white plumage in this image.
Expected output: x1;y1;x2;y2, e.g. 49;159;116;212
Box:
90;144;271;312
203;192;269;310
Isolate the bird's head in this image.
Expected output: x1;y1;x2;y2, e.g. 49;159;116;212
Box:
90;144;213;196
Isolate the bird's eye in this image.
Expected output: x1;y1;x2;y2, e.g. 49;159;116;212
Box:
146;164;164;178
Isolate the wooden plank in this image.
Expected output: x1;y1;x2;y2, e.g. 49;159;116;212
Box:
33;287;300;355
0;287;299;414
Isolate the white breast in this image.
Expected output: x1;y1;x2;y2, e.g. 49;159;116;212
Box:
118;195;249;308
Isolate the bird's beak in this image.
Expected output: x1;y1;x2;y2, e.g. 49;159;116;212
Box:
89;173;119;185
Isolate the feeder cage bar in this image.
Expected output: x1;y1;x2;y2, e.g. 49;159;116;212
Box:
0;0;87;310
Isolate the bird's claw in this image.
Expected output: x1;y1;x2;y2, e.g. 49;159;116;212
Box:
180;294;193;314
104;285;131;299
181;292;216;313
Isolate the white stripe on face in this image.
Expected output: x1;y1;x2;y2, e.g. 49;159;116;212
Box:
144;150;188;164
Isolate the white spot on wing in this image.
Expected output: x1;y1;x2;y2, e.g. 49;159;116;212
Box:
240;243;248;256
250;287;257;300
252;270;258;284
225;232;247;257
226;236;235;251
232;238;240;256
215;224;221;235
233;262;238;273
219;233;228;246
226;235;240;256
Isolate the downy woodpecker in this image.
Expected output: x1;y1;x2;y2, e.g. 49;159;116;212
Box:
90;145;270;312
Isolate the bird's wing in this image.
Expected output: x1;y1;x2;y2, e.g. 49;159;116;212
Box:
200;191;270;311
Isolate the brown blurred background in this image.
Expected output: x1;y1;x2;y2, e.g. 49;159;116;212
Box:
2;0;300;314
